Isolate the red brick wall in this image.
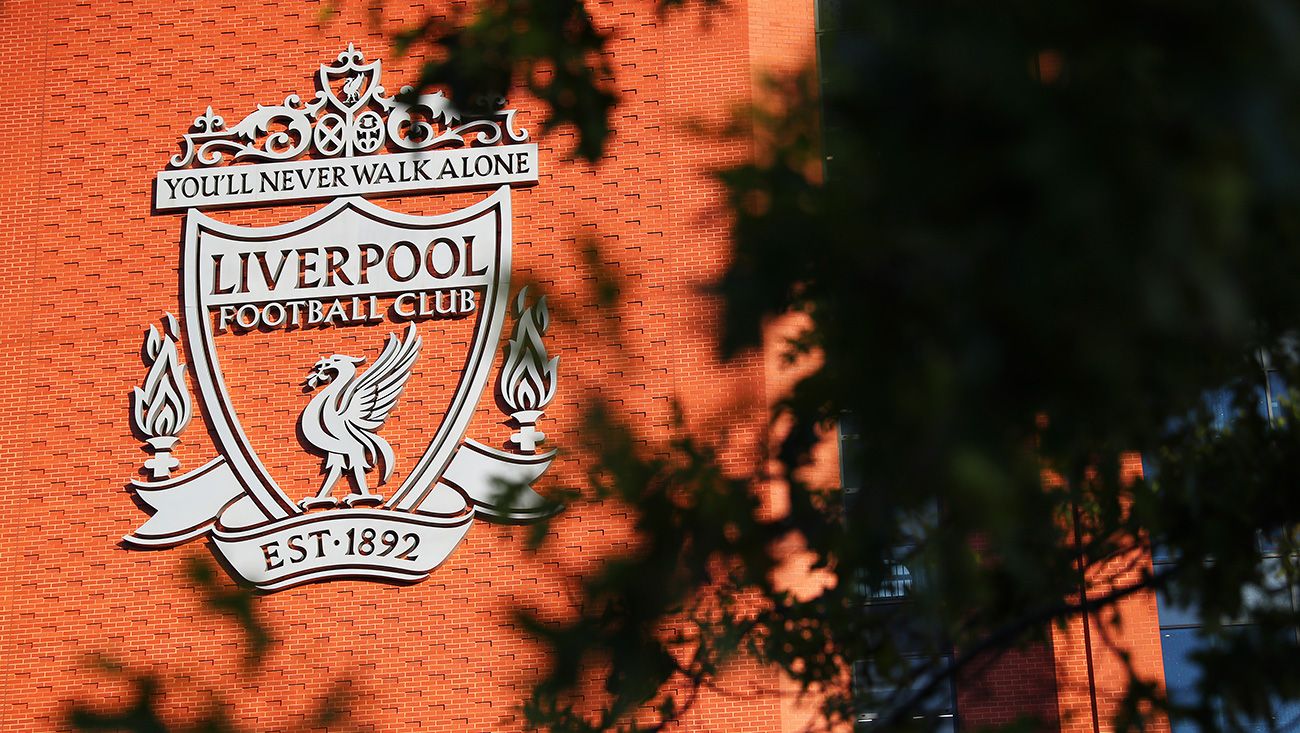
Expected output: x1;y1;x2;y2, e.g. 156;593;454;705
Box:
958;645;1063;729
0;0;816;730
1053;455;1169;733
0;1;1175;731
1051;555;1168;733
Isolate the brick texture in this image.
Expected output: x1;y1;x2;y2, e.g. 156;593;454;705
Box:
1052;453;1169;733
0;1;1172;731
0;0;813;729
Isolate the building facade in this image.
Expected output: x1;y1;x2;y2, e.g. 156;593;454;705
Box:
0;0;1178;730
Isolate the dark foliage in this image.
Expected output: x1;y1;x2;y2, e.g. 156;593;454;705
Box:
479;1;1300;730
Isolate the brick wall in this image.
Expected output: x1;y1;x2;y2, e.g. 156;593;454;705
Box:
1053;453;1169;733
0;0;816;730
0;0;1173;731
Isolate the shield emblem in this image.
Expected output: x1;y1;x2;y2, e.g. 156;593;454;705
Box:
128;46;556;592
318;44;382;115
164;187;521;589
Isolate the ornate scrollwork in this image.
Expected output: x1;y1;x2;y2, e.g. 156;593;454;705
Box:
168;44;530;169
387;90;529;152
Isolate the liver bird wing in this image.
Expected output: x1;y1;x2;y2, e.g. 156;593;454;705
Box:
338;323;422;480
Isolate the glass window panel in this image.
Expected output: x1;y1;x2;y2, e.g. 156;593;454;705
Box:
1140;453;1160;484
1235;557;1294;622
1157;586;1203;630
1231;701;1300;733
841;440;864;493
861;604;947;657
1238;715;1268;733
854;656;956;728
840;408;957;730
1269;699;1300;731
1160;562;1292;629
1206;388;1234;433
1257;528;1280;556
816;0;843;32
932;719;956;733
1155;371;1300;728
898;503;939;547
869;558;912;601
1256;378;1273;423
840;412;862;439
1152;543;1178;564
1161;627;1206;711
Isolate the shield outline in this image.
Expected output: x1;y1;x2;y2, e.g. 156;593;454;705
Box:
181;187;514;522
318;54;382;116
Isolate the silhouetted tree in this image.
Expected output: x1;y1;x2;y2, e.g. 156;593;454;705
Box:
403;1;1300;731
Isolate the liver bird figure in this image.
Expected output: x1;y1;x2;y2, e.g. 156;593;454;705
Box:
298;324;422;509
341;74;366;105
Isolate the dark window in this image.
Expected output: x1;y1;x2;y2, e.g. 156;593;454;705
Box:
841;415;958;731
1154;364;1298;730
1159;627;1203;733
854;656;957;732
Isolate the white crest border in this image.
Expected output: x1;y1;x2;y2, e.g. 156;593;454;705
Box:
181;186;514;520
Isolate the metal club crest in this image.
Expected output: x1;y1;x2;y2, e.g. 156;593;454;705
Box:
125;47;560;591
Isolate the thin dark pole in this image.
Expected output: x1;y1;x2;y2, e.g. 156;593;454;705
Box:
1073;499;1103;733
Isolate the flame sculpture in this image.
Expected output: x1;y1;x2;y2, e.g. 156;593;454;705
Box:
131;313;194;478
499;288;559;452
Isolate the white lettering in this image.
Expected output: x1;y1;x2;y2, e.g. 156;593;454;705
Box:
235;304;259;329
393;292;418;318
156;146;540;210
216;305;237;332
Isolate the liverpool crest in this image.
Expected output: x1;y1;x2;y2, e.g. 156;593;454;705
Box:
125;47;559;591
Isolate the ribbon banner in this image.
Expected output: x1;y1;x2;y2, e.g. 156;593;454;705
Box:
125;442;558;591
213;504;472;591
155;147;538;210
